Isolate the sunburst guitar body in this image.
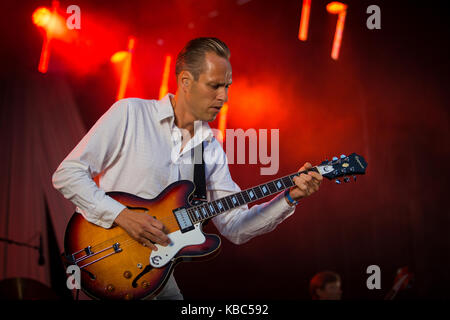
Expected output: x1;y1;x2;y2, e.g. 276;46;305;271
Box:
63;180;220;300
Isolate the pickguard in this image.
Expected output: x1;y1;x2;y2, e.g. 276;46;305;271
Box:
149;223;205;267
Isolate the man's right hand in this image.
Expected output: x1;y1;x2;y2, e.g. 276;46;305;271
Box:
114;208;171;251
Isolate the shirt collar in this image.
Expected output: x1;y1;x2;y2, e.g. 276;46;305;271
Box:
158;93;214;144
157;93;176;122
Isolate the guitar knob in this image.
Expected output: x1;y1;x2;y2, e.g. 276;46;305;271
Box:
335;179;341;184
332;156;338;161
353;175;357;181
106;284;115;292
340;154;346;159
344;177;350;183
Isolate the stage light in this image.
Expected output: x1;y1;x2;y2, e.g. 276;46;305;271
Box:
32;7;52;28
116;37;136;100
326;1;347;14
32;1;68;73
298;0;311;41
110;51;129;63
217;103;229;143
32;5;66;38
159;55;172;100
326;1;347;60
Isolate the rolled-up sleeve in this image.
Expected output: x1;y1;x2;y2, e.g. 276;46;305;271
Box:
207;142;295;245
52;100;130;228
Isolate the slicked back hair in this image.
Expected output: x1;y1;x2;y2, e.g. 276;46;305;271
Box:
175;37;230;81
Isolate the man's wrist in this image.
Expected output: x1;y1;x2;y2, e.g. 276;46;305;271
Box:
284;189;299;207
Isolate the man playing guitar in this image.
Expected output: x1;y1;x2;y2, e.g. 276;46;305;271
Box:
53;37;322;299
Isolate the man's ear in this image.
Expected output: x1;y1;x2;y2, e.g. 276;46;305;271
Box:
179;70;194;92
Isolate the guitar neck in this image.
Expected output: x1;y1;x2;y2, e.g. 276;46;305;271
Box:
185;166;323;224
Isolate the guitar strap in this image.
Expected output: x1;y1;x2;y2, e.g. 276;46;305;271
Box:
192;140;207;205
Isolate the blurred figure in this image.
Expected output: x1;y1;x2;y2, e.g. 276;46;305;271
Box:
309;271;342;300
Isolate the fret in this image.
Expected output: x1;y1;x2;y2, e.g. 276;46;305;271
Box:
207;204;214;217
224;196;234;209
274;179;285;191
216;199;227;212
200;205;209;218
187;209;197;223
247;189;257;201
254;186;263;198
236;193;245;205
242;190;251;203
267;181;277;193
192;207;201;220
208;203;216;216
219;198;229;211
211;201;220;214
282;176;293;188
230;194;239;207
260;184;270;196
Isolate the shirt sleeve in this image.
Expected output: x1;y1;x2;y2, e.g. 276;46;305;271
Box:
52;99;130;228
207;141;296;245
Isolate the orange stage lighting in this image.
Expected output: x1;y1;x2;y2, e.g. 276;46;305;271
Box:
32;1;67;73
32;7;52;28
217;103;229;143
110;51;129;63
326;1;347;14
326;1;347;60
116;37;136;100
298;0;311;41
159;55;172;100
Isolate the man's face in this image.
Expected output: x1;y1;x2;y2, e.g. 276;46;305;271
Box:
317;281;342;300
185;52;232;122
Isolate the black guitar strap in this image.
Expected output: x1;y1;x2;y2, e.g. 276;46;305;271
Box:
192;141;207;205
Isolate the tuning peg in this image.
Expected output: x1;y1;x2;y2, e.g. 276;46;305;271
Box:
344;177;350;183
335;179;341;184
332;156;338;161
353;175;357;182
340;154;346;159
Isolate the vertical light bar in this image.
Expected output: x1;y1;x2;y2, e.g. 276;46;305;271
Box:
38;35;51;73
298;0;311;41
117;37;135;100
217;103;229;143
34;1;59;73
326;2;347;60
159;55;172;99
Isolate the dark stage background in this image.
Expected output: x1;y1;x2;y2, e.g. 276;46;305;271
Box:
0;0;449;300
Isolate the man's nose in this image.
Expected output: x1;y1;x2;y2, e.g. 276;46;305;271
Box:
217;87;228;104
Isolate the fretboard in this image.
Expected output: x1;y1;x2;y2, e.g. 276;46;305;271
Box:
185;167;320;224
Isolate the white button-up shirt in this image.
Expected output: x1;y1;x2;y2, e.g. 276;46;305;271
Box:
52;94;295;246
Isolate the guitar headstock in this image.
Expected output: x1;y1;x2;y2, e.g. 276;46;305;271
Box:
316;153;367;184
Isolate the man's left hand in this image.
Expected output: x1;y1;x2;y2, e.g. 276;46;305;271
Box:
286;162;323;205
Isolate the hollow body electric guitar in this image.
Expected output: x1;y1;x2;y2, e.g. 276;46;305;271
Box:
63;153;367;300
